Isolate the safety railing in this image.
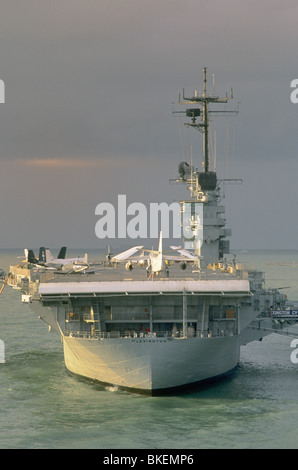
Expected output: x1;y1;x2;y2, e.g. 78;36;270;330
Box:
66;327;237;340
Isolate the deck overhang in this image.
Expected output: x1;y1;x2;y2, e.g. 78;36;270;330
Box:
39;279;251;299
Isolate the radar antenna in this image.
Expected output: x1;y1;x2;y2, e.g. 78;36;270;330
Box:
174;67;238;175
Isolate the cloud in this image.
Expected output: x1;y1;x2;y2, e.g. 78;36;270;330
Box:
0;0;297;248
21;158;103;169
15;154;161;170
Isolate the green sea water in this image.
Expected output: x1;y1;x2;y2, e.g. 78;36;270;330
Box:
1;249;298;449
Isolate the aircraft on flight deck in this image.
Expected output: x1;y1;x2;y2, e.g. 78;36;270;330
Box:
111;231;198;274
24;246;89;273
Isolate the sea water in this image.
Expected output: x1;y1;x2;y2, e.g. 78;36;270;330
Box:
1;248;298;449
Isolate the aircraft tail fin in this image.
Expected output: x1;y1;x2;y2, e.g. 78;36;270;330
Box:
39;247;46;263
25;249;37;263
158;231;162;255
45;248;54;263
150;231;163;273
57;246;67;259
28;250;36;263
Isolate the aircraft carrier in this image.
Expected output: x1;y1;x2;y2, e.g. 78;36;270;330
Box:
7;68;288;394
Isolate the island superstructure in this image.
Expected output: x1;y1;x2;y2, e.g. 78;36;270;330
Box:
7;68;287;394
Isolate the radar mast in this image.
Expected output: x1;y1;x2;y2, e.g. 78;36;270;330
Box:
173;68;239;266
173;67;238;197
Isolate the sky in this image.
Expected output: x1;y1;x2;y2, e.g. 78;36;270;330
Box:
0;0;298;251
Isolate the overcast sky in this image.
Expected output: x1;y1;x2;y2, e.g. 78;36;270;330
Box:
0;0;297;251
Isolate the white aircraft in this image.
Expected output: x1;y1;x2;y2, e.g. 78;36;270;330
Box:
41;248;88;268
24;247;89;271
24;247;66;264
57;261;90;275
111;231;198;274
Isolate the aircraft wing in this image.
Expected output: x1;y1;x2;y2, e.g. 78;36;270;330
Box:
163;255;196;262
57;263;89;274
169;246;198;260
111;246;144;262
36;265;57;271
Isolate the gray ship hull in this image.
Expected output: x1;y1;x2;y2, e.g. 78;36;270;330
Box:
63;333;240;394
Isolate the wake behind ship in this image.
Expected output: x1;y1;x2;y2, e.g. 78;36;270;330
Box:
7;69;287;394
